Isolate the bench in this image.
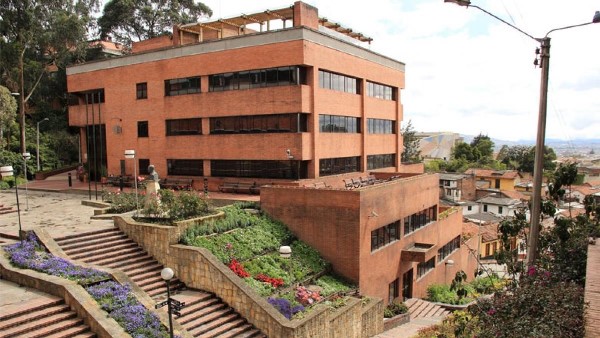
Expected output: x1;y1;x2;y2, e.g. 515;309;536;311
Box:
313;182;331;189
343;179;354;190
105;175;134;187
159;178;193;191
360;176;377;186
218;182;260;194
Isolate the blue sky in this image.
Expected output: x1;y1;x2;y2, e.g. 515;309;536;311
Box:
196;0;600;141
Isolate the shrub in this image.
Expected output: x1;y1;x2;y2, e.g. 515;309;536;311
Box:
102;190;141;214
384;300;408;318
426;284;473;305
315;275;354;296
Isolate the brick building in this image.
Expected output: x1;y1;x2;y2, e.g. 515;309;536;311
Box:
67;1;404;189
67;1;476;304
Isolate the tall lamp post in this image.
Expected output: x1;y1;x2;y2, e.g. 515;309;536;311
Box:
124;150;139;215
445;0;600;266
22;152;30;211
37;118;49;171
1;166;22;240
161;268;175;338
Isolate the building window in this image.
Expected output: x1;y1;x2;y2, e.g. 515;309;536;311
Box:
438;236;461;263
165;76;200;96
136;83;147;99
167;159;203;176
495;179;501;189
138;159;150;175
371;221;400;252
319;156;360;176
209;66;306;91
417;257;435;279
367;118;395;134
467;205;472;211
318;70;359;94
211;160;307;179
498;206;503;214
485;243;491;257
403;205;437;235
166;118;201;136
84;90;105;103
367;154;395;170
137;121;148;138
319;114;360;133
367;81;395;100
483;204;488;212
388;279;399;304
210;113;308;134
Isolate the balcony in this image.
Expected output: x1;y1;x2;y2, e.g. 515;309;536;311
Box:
401;242;435;263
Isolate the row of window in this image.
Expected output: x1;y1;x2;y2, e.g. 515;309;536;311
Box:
367;81;394;100
71;69;396;104
417;257;435;279
367;154;395;170
371;221;400;252
165;76;201;96
211;114;308;134
438;236;461;263
318;70;359;94
319;156;361;176
161;159;309;178
319;114;360;133
367;118;395;134
403;206;438;235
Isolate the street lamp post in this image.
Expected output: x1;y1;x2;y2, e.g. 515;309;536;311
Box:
22;152;30;211
37;118;49;171
124;150;139;215
1;166;22;240
445;0;600;266
161;268;175;338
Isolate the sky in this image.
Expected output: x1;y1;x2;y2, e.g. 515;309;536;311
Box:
194;0;600;142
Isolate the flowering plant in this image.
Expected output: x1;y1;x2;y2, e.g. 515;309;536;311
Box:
228;259;250;278
255;274;284;288
295;286;322;306
267;297;304;319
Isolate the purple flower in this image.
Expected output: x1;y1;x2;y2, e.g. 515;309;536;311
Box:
268;297;304;319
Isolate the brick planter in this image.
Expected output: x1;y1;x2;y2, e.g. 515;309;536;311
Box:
383;312;410;331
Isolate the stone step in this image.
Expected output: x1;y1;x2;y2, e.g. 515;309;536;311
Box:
58;232;129;251
0;298;63;322
189;312;238;337
81;246;145;264
0;311;81;337
106;258;159;273
215;324;262;338
199;317;247;338
0;303;70;331
41;324;96;338
179;303;229;327
54;227;120;242
119;262;164;277
65;239;138;257
65;242;139;261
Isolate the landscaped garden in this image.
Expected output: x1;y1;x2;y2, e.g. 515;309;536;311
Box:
425;273;506;305
180;202;358;319
3;232;175;337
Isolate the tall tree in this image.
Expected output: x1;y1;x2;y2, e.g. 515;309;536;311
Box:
401;120;421;163
0;0;99;154
99;0;212;48
469;133;494;163
500;145;557;173
0;86;18;148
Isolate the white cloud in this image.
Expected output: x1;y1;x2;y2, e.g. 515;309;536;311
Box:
200;0;600;141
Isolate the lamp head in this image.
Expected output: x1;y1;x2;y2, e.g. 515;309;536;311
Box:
444;0;471;7
161;267;174;281
0;166;14;178
593;11;600;23
22;152;31;160
43;118;49;122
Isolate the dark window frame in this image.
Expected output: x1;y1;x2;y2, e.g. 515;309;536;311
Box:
136;82;148;99
165;76;201;96
319;156;361;176
166;118;202;136
318;69;360;94
367;154;396;170
167;159;203;176
137;121;148;138
209;66;306;92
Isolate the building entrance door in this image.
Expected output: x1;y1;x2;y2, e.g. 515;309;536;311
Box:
402;269;413;300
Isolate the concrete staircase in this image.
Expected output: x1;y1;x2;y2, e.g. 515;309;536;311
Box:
55;228;265;338
0;295;94;338
405;298;451;319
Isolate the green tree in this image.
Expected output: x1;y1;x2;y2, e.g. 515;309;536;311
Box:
0;0;99;153
401;120;421;163
99;0;212;48
469;133;494;163
0;86;18;148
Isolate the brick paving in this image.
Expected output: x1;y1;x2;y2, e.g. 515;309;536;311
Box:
586;242;600;338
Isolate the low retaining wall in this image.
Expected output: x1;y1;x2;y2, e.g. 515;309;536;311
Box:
114;215;384;337
383;313;410;331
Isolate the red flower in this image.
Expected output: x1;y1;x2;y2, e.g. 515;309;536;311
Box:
255;274;284;288
228;259;249;278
